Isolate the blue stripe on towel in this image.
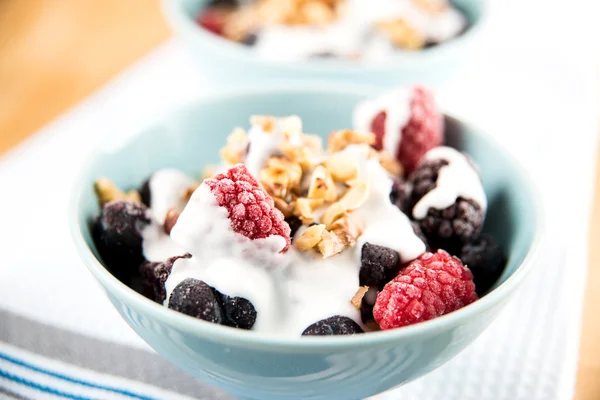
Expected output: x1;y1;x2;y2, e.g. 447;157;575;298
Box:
0;368;93;399
0;352;156;400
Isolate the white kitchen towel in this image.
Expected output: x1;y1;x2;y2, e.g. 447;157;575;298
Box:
0;0;598;399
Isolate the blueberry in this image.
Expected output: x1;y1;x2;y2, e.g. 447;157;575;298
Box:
93;200;151;283
139;178;151;207
359;243;400;288
218;293;257;329
460;234;507;296
168;278;224;324
140;254;191;303
302;316;363;336
286;216;303;240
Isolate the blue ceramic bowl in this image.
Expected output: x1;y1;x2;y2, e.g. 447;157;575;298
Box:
162;0;489;87
71;85;542;400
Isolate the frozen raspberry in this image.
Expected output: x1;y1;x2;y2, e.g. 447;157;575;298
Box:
93;200;151;283
371;87;443;173
408;159;483;251
205;164;291;252
140;254;191;303
359;243;401;288
374;250;478;329
168;278;224;324
217;292;257;330
460;234;507;296
196;8;226;35
302;316;364;336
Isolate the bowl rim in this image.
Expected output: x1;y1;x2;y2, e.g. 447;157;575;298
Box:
70;83;544;351
161;0;491;73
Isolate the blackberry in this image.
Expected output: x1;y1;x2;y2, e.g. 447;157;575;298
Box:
360;302;374;324
460;234;507;296
168;278;223;324
302;316;363;336
139;178;151;207
139;254;191;303
359;243;400;288
93;200;151;283
286;216;303;240
411;221;430;251
408;159;483;251
218;293;257;330
419;198;483;253
390;177;412;214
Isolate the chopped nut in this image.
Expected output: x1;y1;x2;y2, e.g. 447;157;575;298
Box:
202;164;219;180
377;151;404;176
268;157;303;189
412;0;448;13
331;214;364;246
316;230;346;258
94;177;141;205
327;130;375;153
326;152;359;182
308;165;337;202
294;197;324;224
250;115;277;132
260;167;290;198
298;1;335;25
351;286;370;310
182;184;200;202
164;209;180;235
220;128;248;165
376;19;425;50
321;201;347;228
295;224;326;251
339;181;370;211
303;134;324;153
279;115;303;141
273;196;294;217
279;142;315;171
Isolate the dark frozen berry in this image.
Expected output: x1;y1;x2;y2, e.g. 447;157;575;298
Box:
408;159;483;251
139;178;151;207
93;200;151;282
218;294;257;330
374;250;478;329
168;278;223;324
359;243;400;288
302;316;363;336
419;198;483;253
206;164;291;252
460;234;507;295
408;159;448;209
390;178;412;214
242;32;258;46
286;216;303;240
208;0;240;6
140;254;191;303
360;302;374;324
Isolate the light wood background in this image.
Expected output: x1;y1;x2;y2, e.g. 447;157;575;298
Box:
0;1;598;399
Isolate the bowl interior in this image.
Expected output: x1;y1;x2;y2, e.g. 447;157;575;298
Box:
167;0;487;71
77;87;536;300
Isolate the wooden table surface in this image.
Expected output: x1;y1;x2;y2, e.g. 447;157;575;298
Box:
0;1;598;398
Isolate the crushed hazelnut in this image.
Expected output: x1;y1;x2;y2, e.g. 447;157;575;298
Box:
330;214;364;247
164;209;180;235
295;224;326;251
316;229;346;258
376;19;425;50
308;165;337;202
321;201;347;228
412;0;448;14
351;286;369;309
326;152;359;182
327;130;375;153
339;180;370;211
377;150;404;176
220;128;248;165
94;177;141;205
294;197;324;224
250;115;277;132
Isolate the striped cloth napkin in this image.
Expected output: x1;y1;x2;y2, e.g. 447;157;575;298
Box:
0;1;598;398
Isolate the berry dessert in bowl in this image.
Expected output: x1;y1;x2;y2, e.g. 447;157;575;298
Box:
71;84;541;400
162;0;488;85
